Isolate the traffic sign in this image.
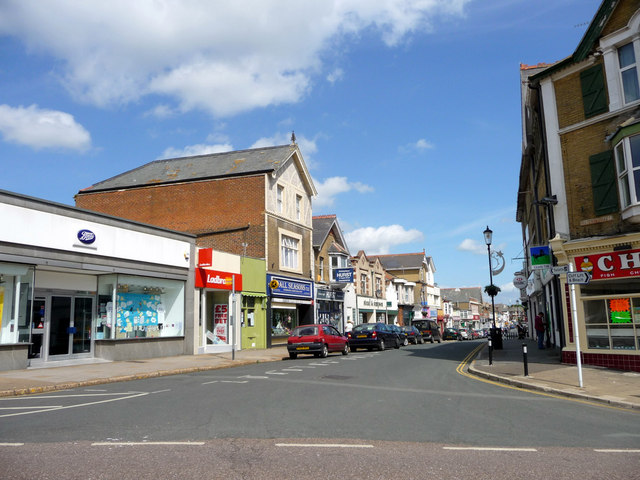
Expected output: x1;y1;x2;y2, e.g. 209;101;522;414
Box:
552;265;569;275
567;271;591;285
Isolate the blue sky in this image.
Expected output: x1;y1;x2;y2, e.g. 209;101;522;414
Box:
0;0;602;304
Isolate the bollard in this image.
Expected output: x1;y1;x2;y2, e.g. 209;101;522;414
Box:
489;339;494;365
522;342;528;377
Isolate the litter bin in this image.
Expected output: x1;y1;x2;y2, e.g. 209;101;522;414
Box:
490;327;503;350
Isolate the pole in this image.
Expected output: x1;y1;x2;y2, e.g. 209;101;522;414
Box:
488;338;493;365
487;244;495;328
568;264;583;387
231;275;236;361
522;343;529;377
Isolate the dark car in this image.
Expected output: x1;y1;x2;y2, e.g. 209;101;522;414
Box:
389;324;408;346
287;324;349;359
348;322;400;351
442;327;459;341
411;319;442;343
402;325;424;344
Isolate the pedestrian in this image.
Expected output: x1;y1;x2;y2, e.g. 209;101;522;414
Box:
535;312;545;349
345;319;353;335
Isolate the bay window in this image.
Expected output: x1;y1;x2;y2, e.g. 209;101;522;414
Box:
614;133;640;210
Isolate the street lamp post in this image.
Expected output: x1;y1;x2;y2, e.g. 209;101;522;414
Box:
484;226;503;350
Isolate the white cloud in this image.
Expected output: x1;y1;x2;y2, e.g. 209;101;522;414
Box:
314;176;374;207
457;238;486;255
399;138;435;154
345;225;424;255
0;104;91;151
251;132;319;169
327;68;344;84
0;1;469;117
159;143;233;159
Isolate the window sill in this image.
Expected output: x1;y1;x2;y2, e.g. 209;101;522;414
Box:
621;204;640;223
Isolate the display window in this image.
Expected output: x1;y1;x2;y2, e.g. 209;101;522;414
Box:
271;307;297;340
581;278;640;350
204;291;230;345
97;274;184;339
0;263;34;345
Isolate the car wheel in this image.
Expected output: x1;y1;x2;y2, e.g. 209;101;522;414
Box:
289;352;297;359
378;339;385;351
320;344;329;358
342;343;349;355
419;337;424;344
430;337;435;343
437;339;441;344
394;338;400;349
403;338;409;346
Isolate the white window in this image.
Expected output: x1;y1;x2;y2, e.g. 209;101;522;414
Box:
615;134;640;208
618;42;640;105
281;235;299;270
360;273;368;295
277;185;284;213
295;194;302;221
319;257;324;282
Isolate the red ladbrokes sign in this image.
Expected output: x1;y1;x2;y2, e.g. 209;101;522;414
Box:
195;268;243;290
575;249;640;280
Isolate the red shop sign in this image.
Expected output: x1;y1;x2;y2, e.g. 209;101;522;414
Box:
575;249;640;280
195;268;243;291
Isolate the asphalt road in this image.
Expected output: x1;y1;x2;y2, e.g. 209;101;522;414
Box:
1;341;639;478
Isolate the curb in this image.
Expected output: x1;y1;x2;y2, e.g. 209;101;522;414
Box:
0;356;285;398
467;361;639;411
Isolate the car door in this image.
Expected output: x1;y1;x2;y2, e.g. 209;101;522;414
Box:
328;325;344;352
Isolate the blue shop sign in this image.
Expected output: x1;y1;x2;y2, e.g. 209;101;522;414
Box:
333;268;354;283
267;274;313;299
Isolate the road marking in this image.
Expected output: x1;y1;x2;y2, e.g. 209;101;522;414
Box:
202;380;218;385
276;443;374;448
0;406;62;410
594;449;640;453
281;368;303;372
92;441;205;446
308;363;330;366
456;345;639;413
0;443;24;447
265;370;288;375
444;447;537;452
220;380;248;384
239;375;269;379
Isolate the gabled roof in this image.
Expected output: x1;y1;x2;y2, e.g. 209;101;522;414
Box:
440;287;483;304
370;252;433;271
78;144;316;196
530;0;619;82
312;214;349;253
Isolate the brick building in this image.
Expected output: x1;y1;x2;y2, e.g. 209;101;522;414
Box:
518;0;640;371
76;143;317;349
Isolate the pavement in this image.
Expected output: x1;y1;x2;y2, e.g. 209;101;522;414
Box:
0;338;638;410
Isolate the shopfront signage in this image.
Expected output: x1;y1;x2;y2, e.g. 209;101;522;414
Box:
267;274;312;299
317;288;344;301
77;229;96;245
333;268;354;283
575;248;640;280
513;273;527;289
567;271;591;285
357;296;386;309
195;268;242;291
198;248;213;267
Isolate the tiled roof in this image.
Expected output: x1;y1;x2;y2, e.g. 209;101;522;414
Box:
79;144;300;193
440;287;483;303
371;252;426;270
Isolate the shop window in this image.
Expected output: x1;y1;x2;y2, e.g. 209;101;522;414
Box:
97;274;184;340
584;297;640;351
0;263;34;345
272;308;297;338
242;296;257;328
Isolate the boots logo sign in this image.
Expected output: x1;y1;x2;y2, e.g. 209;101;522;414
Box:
77;229;96;245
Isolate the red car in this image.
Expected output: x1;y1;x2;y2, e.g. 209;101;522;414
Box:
287;324;350;359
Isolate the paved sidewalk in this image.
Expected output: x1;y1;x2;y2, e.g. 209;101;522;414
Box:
1;340;639;411
0;347;288;397
469;337;640;410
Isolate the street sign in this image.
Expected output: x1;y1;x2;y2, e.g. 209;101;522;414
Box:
552;265;569;275
567;271;591;285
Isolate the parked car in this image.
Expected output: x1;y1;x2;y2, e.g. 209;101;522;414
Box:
287;324;349;359
457;328;470;340
471;329;482;339
411;319;442;343
402;325;424;344
348;322;400;351
389;324;408;346
443;328;459;341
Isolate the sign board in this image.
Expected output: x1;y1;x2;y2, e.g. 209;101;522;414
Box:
567;271;591;285
575;249;640;280
195;268;242;291
333;268;354;283
513;274;527;290
552;265;569;275
530;245;551;270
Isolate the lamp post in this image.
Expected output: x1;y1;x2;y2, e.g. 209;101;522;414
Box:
483;226;502;350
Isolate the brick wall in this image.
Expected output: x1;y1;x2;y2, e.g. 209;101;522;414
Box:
266;215;312;279
601;0;639;36
75;175;267;257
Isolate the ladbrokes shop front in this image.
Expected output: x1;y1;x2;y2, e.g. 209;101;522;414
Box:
551;233;640;372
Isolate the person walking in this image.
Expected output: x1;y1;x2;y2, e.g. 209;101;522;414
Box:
534;312;545;349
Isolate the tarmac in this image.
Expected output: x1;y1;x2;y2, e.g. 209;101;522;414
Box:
0;338;638;410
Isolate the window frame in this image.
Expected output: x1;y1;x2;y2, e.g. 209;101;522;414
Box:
278;229;302;273
617;41;640;105
276;185;284;214
614;133;640;220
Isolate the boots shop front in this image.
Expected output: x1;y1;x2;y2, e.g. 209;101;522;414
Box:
0;190;195;371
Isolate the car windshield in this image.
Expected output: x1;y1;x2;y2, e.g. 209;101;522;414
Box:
401;326;412;332
291;326;318;336
412;321;428;329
